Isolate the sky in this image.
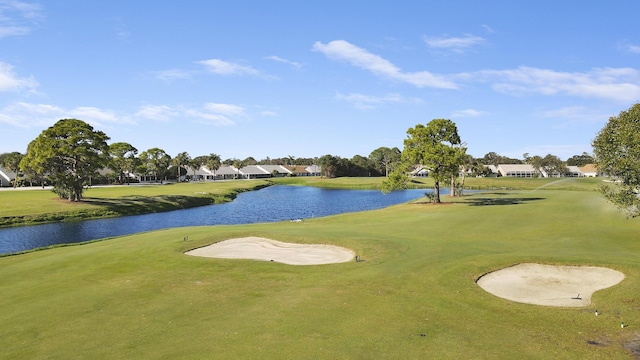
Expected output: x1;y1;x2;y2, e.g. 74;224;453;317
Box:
1;1;640;162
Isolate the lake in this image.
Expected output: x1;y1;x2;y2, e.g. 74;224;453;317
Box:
0;185;430;255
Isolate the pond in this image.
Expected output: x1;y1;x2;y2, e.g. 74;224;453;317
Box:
0;185;430;255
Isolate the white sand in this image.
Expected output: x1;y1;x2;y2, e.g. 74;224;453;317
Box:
185;237;355;265
477;263;625;307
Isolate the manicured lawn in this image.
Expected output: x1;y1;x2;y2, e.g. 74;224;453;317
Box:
0;181;270;226
1;178;639;358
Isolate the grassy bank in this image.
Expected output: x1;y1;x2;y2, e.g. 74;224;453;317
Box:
0;177;602;228
1;181;639;358
0;181;270;227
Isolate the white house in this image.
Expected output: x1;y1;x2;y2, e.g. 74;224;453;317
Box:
0;167;15;187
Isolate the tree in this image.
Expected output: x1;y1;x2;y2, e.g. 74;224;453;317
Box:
540;154;568;177
205;153;221;180
232;158;245;179
523;153;544;177
383;119;463;203
108;142;138;184
566;152;594;166
369;147;401;177
172;151;191;182
592;103;640;217
2;151;23;188
190;155;208;180
318;154;340;178
21;119;110;201
139;148;171;183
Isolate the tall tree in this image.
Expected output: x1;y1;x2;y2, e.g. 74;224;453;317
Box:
592;103;640;217
206;153;221;180
383;119;463;203
232;158;245;179
139;148;171;183
2;151;23;188
108;142;138;184
21;119;109;201
369;147;401;177
172;151;191;182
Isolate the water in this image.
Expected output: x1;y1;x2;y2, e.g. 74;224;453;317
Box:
0;186;429;255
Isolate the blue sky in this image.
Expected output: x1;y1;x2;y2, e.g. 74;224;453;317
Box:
1;1;639;161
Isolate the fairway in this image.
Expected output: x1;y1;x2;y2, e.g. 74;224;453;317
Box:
1;182;640;358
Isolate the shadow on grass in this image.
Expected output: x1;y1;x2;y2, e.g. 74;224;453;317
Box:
465;197;545;206
82;195;214;215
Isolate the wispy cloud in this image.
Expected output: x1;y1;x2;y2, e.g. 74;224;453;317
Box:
423;34;485;53
266;55;303;70
149;69;193;82
197;59;260;76
626;44;640;54
541;106;608;126
313;40;457;89
0;61;38;92
0;102;129;128
315;40;640;103
113;17;130;42
135;102;248;126
451;109;488;118
336;92;420;110
0;0;43;38
134;105;178;122
481;66;640;102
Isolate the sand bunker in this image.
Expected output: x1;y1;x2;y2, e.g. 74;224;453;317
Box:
185;237;355;265
477;263;624;307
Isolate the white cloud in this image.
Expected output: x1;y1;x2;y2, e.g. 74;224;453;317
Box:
197;59;260;76
423;34;485;53
0;102;128;128
313;40;457;89
336;92;418;110
626;44;640;54
0;0;43;38
451;109;488;118
134;105;178;122
481;66;640;102
266;55;302;70
540;106;608;125
0;62;38;92
150;69;192;82
134;102;248;126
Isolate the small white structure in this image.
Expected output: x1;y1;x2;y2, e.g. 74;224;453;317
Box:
0;167;16;187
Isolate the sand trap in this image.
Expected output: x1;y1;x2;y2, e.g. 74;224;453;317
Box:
185;237;355;265
477;263;624;307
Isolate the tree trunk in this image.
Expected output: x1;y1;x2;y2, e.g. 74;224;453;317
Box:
434;181;441;203
450;174;455;196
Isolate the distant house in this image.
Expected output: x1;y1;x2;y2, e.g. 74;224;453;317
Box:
578;164;598;177
410;166;429;177
286;165;321;177
256;165;291;177
0;167;16;187
496;164;538;178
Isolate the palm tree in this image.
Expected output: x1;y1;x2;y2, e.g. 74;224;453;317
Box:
206;153;221;181
172;152;190;182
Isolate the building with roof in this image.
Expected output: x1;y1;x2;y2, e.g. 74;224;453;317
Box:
0;167;16;187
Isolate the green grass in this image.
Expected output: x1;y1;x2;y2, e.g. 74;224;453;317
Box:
0;181;270;227
1;178;639;358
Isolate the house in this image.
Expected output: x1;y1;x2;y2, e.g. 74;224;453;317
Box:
410;166;429;177
256;165;291;177
496;164;538;178
578;164;598;177
286;165;321;177
0;167;16;187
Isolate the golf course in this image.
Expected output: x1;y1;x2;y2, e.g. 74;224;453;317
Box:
1;177;639;359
